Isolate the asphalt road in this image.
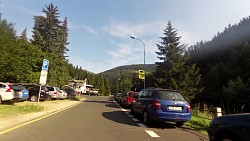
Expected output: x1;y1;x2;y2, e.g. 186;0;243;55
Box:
0;96;209;141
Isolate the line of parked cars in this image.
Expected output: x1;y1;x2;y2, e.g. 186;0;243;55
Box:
0;82;77;104
114;88;192;127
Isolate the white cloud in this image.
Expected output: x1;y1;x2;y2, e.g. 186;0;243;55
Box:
106;43;141;67
83;25;98;36
103;18;199;46
102;18;165;38
68;21;98;36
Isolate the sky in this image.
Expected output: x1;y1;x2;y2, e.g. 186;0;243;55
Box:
1;0;250;74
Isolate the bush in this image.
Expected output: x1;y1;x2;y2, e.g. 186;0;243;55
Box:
18;104;44;113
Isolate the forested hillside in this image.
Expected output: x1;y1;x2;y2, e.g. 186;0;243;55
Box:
188;16;250;113
101;64;156;78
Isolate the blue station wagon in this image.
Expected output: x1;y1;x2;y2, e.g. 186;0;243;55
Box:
131;88;192;127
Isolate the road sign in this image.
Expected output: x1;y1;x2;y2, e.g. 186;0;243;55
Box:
39;59;49;85
42;59;49;71
139;70;145;80
39;70;48;85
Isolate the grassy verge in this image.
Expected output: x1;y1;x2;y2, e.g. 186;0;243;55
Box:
184;110;212;134
0;103;44;118
185;116;211;134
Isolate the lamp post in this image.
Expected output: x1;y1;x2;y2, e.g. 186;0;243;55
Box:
130;35;146;89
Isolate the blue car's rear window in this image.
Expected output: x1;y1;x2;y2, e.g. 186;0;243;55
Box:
156;91;185;101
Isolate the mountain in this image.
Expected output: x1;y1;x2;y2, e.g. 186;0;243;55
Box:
99;64;156;78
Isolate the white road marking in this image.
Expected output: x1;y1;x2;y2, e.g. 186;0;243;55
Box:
113;99;160;138
128;115;134;118
137;123;147;128
131;118;139;122
145;130;160;138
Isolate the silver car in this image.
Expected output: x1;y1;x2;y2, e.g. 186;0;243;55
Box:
46;86;61;100
59;90;68;99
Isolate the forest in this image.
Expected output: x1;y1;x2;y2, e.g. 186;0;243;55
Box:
1;3;250;114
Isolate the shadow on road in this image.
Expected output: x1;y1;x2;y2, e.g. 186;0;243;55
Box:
84;100;121;109
102;111;139;127
179;126;209;141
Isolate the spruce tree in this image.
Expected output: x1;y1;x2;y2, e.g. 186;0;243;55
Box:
154;21;202;100
31;3;70;86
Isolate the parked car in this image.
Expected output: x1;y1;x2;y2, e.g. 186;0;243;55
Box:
9;84;23;102
28;86;49;102
8;84;29;102
120;91;139;108
0;82;14;104
113;93;122;101
62;87;76;98
22;83;39;89
59;90;68;99
17;85;29;101
208;113;250;141
46;86;61;100
88;91;100;96
131;88;192;126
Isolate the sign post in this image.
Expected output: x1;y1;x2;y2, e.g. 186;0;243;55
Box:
38;59;49;105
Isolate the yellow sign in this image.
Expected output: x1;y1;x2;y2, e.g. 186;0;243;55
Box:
139;70;145;79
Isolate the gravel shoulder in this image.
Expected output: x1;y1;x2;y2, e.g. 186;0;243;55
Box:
0;98;85;132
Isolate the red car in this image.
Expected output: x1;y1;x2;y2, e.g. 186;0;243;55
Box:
121;91;139;108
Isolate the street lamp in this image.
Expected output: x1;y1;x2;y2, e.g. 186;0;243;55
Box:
130;35;146;89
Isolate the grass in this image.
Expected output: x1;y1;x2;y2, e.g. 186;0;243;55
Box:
0;103;44;118
185;110;212;134
18;103;44;113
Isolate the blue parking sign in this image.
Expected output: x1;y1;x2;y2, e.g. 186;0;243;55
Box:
42;59;49;71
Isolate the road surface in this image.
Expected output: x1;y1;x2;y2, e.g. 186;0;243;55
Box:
0;96;209;141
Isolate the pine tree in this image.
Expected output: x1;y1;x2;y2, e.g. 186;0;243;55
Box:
30;3;70;86
154;21;202;100
104;78;111;96
31;3;69;58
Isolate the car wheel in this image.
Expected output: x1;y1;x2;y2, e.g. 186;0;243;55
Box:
30;95;38;102
143;111;152;125
217;133;238;141
68;95;72;99
47;95;52;101
176;122;184;127
130;105;135;115
0;96;2;104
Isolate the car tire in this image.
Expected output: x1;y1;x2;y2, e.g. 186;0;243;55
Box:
131;105;135;115
47;95;52;101
176;122;184;127
0;96;2;104
68;95;72;99
217;133;238;141
30;95;38;102
143;111;152;125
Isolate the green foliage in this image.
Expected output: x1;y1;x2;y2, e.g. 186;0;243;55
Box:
18;104;44;113
104;78;111;96
154;21;202;101
185;116;210;134
101;64;156;93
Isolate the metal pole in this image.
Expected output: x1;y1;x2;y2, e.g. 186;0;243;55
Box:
130;36;146;89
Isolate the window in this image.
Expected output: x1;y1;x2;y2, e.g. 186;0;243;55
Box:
147;91;153;98
140;90;148;98
0;84;5;88
156;90;185;101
